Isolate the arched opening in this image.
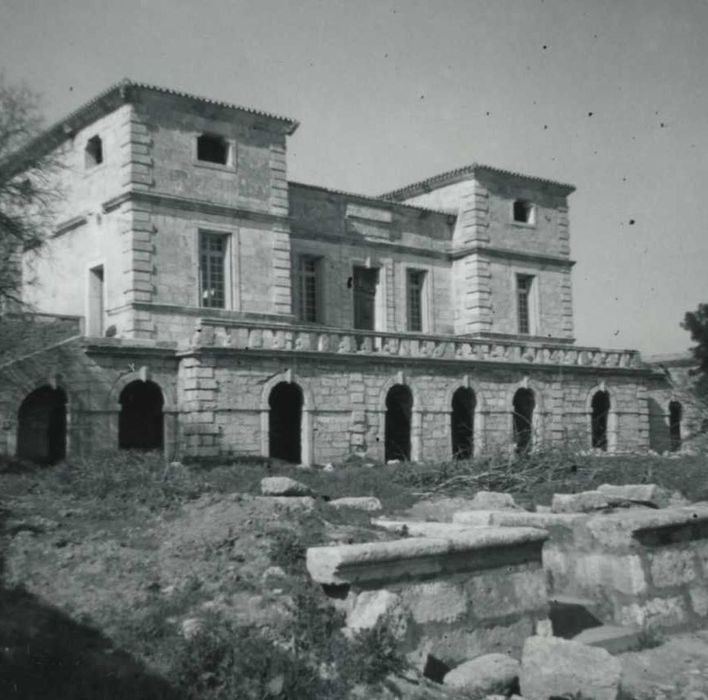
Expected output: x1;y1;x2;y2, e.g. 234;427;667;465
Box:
451;387;475;459
669;401;682;452
269;382;303;463
119;380;164;450
591;390;611;451
513;388;535;454
17;386;67;464
385;384;413;461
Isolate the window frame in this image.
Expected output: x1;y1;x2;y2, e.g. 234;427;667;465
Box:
198;230;231;310
297;254;324;324
511;199;536;227
193;132;235;170
84;134;104;170
515;272;536;336
406;268;427;333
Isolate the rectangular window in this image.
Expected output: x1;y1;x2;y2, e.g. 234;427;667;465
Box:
516;274;534;335
406;269;426;332
87;265;104;336
299;255;321;323
353;266;379;330
200;232;227;308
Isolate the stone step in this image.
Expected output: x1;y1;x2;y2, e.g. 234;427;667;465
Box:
572;624;641;655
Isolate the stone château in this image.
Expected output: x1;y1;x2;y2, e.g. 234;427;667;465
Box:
0;80;694;464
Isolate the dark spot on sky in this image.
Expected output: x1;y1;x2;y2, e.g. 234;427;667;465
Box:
384;53;388;58
542;44;548;50
629;219;636;225
69;86;74;91
485;111;490;116
588;112;594;117
593;34;598;39
544;124;548;130
622;177;627;182
660;122;666;128
420;95;424;100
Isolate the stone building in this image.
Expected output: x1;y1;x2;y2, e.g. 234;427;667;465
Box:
0;80;695;464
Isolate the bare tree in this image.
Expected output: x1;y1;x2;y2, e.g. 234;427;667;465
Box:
0;73;62;309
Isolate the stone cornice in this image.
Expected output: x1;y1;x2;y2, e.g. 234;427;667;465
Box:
452;245;575;268
102;190;289;227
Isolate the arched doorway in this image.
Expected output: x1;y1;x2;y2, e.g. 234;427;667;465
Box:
669;400;682;452
269;382;303;463
451;387;475;459
513;388;535;454
17;386;67;464
591;390;611;451
385;384;413;461
119;380;164;450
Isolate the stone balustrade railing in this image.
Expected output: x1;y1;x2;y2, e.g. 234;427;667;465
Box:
189;319;643;369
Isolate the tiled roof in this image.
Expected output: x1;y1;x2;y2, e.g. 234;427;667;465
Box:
288;181;456;217
1;79;299;176
379;163;576;201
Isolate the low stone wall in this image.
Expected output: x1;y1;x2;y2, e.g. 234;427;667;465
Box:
306;527;550;669
454;502;708;631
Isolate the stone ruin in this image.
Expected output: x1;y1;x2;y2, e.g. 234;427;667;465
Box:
306;483;708;694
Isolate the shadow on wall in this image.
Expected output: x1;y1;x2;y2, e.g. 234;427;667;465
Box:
0;506;181;699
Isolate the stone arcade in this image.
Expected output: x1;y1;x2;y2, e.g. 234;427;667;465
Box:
0;80;695;464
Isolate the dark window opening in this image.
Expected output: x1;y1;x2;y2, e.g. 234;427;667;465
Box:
353;266;379;330
200;232;227;308
197;133;229;165
591;390;611;450
669;401;682;452
517;274;533;335
17;386;67;464
451;387;475;459
85;135;103;168
385;384;412;461
299;256;321;323
513;199;533;223
513;388;535;454
119;380;164;450
269;382;303;463
406;269;425;332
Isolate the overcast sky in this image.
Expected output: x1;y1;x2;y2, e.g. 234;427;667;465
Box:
1;0;706;355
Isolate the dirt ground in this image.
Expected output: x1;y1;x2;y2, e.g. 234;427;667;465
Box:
3;452;708;698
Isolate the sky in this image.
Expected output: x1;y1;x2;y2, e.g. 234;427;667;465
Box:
0;0;706;356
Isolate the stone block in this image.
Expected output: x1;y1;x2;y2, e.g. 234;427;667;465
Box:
574;553;647;596
689;586;708;617
260;477;315;497
618;596;687;628
649;548;696;588
520;635;621;700
596;482;670;507
443;653;520;696
400;581;468;624
346;590;407;638
552;490;611;514
328;496;382;512
468;491;519;510
572;624;641;655
306;527;547;586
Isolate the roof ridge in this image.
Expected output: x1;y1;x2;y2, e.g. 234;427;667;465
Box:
380;162;575;201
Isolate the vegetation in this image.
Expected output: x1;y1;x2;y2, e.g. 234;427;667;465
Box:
683;303;708;374
0;73;62;309
3;446;708;697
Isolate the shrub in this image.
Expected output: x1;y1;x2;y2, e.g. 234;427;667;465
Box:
173;615;321;700
341;615;407;686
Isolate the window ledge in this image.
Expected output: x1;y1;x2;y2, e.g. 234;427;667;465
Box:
192;159;236;173
511;221;536;229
